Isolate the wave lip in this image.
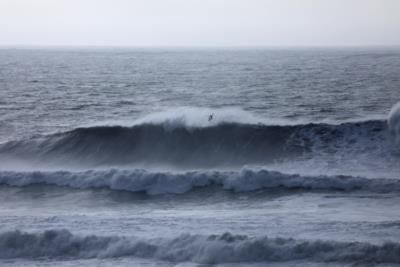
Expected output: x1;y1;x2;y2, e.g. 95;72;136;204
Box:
0;168;399;195
0;229;399;264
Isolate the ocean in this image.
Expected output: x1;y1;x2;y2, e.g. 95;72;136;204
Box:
0;47;400;266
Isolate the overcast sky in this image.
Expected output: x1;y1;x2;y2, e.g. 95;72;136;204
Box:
1;0;400;47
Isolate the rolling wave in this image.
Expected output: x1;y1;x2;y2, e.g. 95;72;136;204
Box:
0;168;398;195
0;119;391;168
0;229;399;263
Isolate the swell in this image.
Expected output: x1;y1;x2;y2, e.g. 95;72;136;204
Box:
0;229;399;263
0;168;398;195
0;119;390;168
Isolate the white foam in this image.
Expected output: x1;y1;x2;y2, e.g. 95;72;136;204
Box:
79;107;389;132
0;168;398;195
0;229;399;263
134;107;266;128
84;107;299;129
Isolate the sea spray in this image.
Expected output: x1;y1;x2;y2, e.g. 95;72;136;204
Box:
388;102;400;143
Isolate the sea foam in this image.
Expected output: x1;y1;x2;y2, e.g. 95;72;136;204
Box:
0;168;399;195
0;229;399;263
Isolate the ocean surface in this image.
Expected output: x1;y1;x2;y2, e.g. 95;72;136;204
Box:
0;47;400;266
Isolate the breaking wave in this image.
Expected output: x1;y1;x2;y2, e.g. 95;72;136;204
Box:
0;229;399;263
0;168;399;195
0;118;391;168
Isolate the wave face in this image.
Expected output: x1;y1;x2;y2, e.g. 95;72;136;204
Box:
0;119;391;168
0;168;399;195
0;229;399;264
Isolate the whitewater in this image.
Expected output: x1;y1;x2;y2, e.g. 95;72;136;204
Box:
1;48;400;266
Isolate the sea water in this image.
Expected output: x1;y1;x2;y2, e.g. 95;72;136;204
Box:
1;47;400;266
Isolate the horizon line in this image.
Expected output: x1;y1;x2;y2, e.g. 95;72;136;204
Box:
1;44;400;51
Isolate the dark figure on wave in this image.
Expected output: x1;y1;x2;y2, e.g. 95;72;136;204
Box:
208;113;214;122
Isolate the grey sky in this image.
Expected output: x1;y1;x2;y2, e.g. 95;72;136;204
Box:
1;0;400;47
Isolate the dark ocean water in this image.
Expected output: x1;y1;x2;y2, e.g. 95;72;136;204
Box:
0;48;400;266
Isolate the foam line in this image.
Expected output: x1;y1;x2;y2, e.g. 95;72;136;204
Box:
0;229;399;263
0;168;398;194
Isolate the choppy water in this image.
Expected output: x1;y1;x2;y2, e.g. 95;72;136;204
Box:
1;47;400;266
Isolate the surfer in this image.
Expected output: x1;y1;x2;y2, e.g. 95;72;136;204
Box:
208;113;214;121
